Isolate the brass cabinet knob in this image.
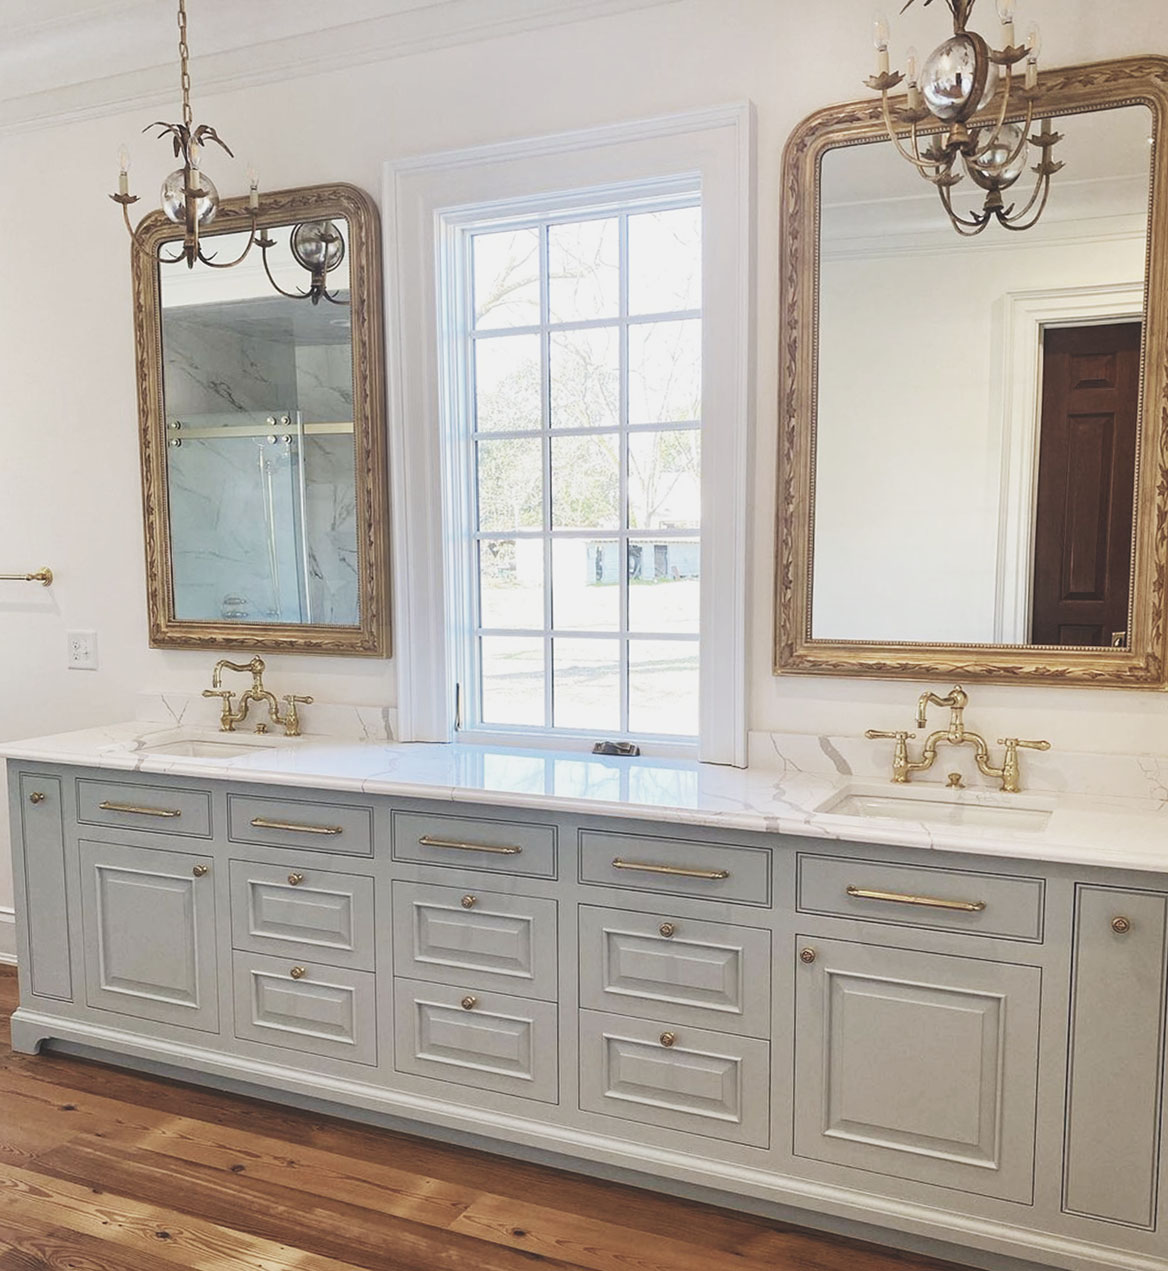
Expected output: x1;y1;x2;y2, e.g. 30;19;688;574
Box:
660;1031;677;1048
461;995;477;1010
799;947;817;965
290;966;306;980
1113;916;1133;935
28;792;45;805
287;873;305;886
192;864;209;878
659;922;676;938
461;895;477;909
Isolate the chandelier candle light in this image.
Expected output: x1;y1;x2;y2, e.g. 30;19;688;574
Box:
866;0;1064;235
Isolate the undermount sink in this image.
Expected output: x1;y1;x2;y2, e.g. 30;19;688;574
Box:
125;727;297;760
817;783;1054;832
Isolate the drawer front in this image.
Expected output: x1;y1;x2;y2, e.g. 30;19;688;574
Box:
17;773;72;1001
77;777;212;839
797;853;1045;942
394;977;558;1104
393;811;556;879
228;793;373;857
229;860;375;971
232;951;376;1066
579;906;771;1037
579;1008;770;1147
392;881;557;1000
579;830;770;907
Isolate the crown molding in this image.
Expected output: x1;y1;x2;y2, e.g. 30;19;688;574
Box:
0;0;682;137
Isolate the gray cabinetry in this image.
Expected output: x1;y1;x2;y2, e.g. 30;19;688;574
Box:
79;838;219;1032
793;935;1041;1203
1063;885;1168;1228
13;773;71;1001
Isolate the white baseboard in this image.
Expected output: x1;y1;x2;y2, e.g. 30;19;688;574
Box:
0;908;15;965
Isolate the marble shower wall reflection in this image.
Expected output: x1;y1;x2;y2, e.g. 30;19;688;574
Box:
159;258;358;627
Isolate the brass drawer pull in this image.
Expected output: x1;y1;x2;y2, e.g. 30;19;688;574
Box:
287;873;305;886
846;884;986;913
461;895;477;909
99;800;182;818
290;966;306;980
612;858;729;881
251;817;343;836
1113;916;1132;935
660;1031;677;1047
418;835;522;856
28;792;46;805
461;995;478;1010
659;922;676;938
192;864;209;878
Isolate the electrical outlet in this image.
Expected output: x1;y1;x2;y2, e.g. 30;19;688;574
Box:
67;630;98;670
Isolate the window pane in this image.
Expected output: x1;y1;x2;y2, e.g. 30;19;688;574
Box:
479;539;544;629
551;538;619;631
551;434;620;529
550;327;620;429
477;437;543;531
474;335;541;433
628;319;701;424
628;539;700;633
628;639;699;735
548;218;619;323
628;429;700;530
473;228;541;330
481;636;545;726
553;638;620;731
628;207;702;315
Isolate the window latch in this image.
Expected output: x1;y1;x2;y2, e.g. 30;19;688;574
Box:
592;740;641;757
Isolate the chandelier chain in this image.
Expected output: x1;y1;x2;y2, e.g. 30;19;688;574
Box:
177;0;192;132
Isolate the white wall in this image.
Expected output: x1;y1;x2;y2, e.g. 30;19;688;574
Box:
2;0;1166;947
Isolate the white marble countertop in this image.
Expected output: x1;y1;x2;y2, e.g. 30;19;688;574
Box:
4;719;1168;875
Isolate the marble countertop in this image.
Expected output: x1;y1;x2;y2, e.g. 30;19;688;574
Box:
4;718;1168;875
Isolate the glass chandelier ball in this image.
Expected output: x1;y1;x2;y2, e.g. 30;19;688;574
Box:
965;122;1029;190
290;221;345;273
160;167;219;226
921;35;999;122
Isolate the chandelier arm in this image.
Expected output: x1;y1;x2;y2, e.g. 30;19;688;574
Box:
320;289;352;308
258;239;314;299
197;215;260;269
939;183;992;235
967;95;1035;172
998;173;1054;231
880;94;953;172
962;70;1018;163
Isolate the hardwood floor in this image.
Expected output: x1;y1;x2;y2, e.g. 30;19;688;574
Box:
0;965;971;1271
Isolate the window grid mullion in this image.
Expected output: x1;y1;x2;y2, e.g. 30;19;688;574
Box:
470;308;701;340
617;210;631;736
539;221;555;732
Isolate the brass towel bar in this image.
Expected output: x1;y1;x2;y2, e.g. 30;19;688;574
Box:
0;567;52;586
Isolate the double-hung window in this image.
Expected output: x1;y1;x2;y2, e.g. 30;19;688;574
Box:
453;195;703;745
388;107;751;763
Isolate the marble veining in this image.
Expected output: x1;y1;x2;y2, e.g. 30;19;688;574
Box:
8;715;1168;875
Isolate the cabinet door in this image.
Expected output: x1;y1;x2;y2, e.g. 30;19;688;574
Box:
1064;886;1168;1229
15;773;72;1000
80;839;219;1033
794;936;1040;1203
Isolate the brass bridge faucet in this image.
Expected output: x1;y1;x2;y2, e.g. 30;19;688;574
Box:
202;657;313;736
866;685;1050;794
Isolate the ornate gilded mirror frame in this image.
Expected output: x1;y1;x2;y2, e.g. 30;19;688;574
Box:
776;57;1168;686
133;182;390;656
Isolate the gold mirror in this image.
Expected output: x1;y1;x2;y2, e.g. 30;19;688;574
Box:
776;57;1168;686
133;183;390;655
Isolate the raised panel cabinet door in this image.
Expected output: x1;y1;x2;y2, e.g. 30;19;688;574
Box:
1064;886;1168;1228
794;936;1040;1203
15;773;71;1000
79;839;219;1033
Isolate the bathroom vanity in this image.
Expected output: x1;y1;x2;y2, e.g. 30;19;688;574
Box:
7;720;1168;1271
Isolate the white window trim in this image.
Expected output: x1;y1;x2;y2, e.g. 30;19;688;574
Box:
384;104;754;766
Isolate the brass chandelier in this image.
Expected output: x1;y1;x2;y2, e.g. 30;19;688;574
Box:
866;0;1064;236
111;0;349;304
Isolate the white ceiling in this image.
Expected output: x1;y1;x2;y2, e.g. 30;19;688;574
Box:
0;0;679;134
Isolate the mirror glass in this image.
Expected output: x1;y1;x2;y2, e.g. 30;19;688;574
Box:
811;104;1153;649
159;222;358;627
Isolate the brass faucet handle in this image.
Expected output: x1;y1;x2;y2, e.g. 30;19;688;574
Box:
284;694;314;706
280;693;314;738
997;738;1052;752
864;729;916;741
202;688;237;733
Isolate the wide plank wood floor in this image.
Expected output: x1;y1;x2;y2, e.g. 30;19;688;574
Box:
0;965;972;1271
